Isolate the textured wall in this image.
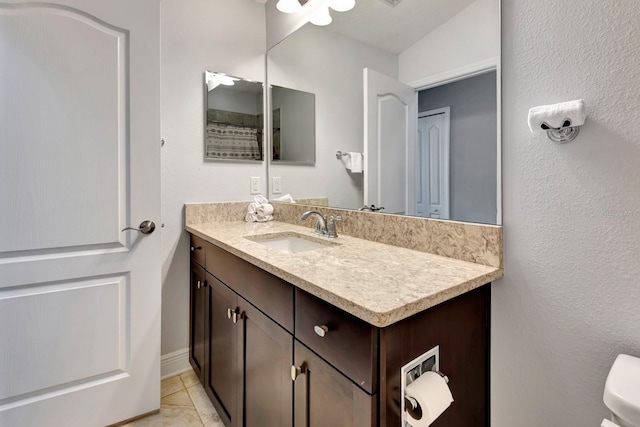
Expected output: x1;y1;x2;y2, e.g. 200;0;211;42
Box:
160;0;266;355
494;0;640;425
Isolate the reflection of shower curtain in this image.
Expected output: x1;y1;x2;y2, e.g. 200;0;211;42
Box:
206;123;261;160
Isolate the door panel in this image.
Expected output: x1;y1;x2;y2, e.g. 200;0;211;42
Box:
417;109;450;219
0;3;127;254
364;68;417;215
206;273;238;427
294;342;375;427
0;1;160;426
242;300;293;427
0;275;127;401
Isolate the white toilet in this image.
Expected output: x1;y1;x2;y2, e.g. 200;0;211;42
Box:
602;354;640;427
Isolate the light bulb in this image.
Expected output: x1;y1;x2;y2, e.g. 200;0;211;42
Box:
310;5;332;26
277;0;302;14
329;0;355;12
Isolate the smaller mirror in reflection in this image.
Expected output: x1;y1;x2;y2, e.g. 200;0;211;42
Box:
205;71;264;161
271;85;315;164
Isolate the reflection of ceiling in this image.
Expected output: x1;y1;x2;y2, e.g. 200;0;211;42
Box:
230;78;264;95
326;0;476;54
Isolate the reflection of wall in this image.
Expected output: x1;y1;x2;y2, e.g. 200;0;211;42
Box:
160;0;265;360
268;24;396;208
398;0;499;85
496;0;640;426
418;71;496;224
271;86;314;163
207;86;262;115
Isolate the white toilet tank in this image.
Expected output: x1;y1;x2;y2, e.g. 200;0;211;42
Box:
603;354;640;427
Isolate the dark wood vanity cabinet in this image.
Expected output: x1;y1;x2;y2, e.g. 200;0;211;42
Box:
188;236;207;383
189;234;490;427
189;236;295;427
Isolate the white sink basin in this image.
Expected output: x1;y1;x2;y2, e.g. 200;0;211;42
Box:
245;232;337;254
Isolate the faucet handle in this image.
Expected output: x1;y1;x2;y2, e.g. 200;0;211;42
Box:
327;215;343;238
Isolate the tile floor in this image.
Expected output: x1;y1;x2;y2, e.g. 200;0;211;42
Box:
121;370;224;426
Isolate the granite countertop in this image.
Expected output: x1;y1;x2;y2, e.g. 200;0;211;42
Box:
186;221;503;328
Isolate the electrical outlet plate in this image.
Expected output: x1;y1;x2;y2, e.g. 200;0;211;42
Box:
400;345;440;427
250;177;260;195
272;177;282;194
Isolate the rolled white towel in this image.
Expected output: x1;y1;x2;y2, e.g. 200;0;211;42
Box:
273;194;296;203
245;212;257;222
247;202;260;214
528;99;586;134
255;214;273;222
256;203;274;216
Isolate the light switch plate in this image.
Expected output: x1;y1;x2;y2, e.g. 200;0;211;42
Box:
250;177;260;195
272;177;282;194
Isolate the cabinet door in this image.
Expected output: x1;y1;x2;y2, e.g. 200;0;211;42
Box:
293;342;375;427
189;262;207;382
240;299;293;427
205;272;240;427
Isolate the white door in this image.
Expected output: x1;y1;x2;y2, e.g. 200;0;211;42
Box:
417;108;450;219
363;68;417;215
0;1;161;426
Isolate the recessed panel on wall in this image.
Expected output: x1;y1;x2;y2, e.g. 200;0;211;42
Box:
0;274;129;404
0;6;128;255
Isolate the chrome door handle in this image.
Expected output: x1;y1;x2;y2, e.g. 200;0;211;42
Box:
121;220;156;234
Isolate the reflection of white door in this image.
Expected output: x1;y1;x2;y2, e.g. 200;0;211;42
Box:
363;68;417;215
417;108;450;219
0;1;160;426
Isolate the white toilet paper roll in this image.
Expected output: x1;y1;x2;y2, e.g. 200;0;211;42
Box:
405;371;454;427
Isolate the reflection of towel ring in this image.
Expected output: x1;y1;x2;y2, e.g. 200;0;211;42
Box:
336;150;364;160
540;119;580;143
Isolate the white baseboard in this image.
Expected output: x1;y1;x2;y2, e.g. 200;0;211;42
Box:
161;347;191;379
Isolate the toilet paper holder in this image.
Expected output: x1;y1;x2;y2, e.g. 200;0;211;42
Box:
404;371;449;411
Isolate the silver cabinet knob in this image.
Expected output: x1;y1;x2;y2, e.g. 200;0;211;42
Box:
291;364;307;381
227;308;240;323
191;245;202;251
121;220;156;234
314;325;329;337
196;280;202;289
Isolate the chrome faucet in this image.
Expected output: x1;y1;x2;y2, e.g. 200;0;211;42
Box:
300;210;328;236
300;210;343;238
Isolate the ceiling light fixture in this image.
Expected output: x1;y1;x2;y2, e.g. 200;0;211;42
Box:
276;0;355;27
205;72;237;92
329;0;355;12
276;0;302;14
310;4;332;26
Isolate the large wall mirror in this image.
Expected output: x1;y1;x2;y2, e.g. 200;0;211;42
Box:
265;0;501;225
204;71;265;161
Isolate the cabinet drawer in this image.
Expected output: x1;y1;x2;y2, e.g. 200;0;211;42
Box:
190;234;206;267
206;242;294;333
295;289;378;393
